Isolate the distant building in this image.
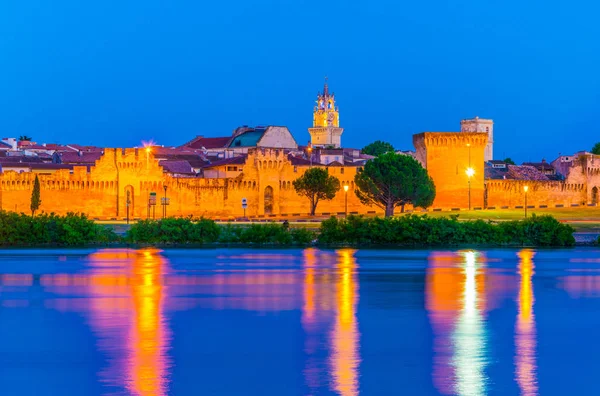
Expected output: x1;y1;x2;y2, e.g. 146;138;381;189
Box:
461;117;493;162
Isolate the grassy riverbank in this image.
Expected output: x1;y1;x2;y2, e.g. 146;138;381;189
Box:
0;212;583;247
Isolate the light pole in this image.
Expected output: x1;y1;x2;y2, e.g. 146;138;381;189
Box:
343;184;349;217
163;185;168;219
524;185;529;218
466;167;475;210
126;190;131;225
307;146;313;167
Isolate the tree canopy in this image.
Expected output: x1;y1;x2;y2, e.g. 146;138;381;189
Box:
592;142;600;155
361;140;395;157
293;168;341;216
18;135;32;142
354;152;435;217
503;157;516;165
30;175;41;216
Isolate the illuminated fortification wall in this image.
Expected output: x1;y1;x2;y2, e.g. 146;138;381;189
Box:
485;180;587;208
0;148;379;218
414;132;600;209
414;132;488;209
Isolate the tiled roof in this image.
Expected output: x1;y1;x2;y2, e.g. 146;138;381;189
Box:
288;155;313;166
201;155;248;168
159;160;196;175
185;136;231;150
0;156;44;163
67;144;103;152
57;151;103;164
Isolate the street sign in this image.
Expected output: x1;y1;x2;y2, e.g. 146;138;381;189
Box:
241;198;248;209
149;192;157;205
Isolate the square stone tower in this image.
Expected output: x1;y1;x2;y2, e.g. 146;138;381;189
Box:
461;117;493;161
413;132;488;209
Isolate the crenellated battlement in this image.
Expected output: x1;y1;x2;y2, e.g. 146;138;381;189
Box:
413;132;488;148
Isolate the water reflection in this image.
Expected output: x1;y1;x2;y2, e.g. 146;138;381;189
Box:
43;249;172;395
427;251;489;396
515;250;538;395
330;249;360;396
302;249;361;396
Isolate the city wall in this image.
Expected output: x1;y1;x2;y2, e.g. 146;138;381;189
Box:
3;146;600;219
0;148;382;219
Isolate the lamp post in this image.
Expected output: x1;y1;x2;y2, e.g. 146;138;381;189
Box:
466;167;475;210
163;185;168;219
524;185;529;218
126;190;131;225
307;146;313;167
343;184;349;217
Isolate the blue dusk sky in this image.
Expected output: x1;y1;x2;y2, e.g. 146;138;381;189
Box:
1;0;599;162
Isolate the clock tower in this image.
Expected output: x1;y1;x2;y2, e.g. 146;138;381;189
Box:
308;79;344;148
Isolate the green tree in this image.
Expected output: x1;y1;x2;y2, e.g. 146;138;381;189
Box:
354;152;435;217
30;175;41;216
503;157;516;165
18;135;32;142
592;142;600;155
361;140;395;157
293;168;341;216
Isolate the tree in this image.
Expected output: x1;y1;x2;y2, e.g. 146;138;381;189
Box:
354;152;435;217
503;157;516;165
592;142;600;155
293;168;341;216
30;175;41;216
361;140;395;157
18;135;32;142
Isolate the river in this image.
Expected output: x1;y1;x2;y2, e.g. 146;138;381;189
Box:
0;247;598;395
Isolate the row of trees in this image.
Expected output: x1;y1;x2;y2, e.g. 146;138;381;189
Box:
293;151;435;217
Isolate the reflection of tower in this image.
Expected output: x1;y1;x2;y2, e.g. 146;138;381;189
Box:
426;251;489;395
308;79;344;148
515;249;537;396
461;117;494;161
453;251;488;396
330;249;360;396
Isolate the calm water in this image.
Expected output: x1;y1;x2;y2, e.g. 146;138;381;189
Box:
0;248;599;395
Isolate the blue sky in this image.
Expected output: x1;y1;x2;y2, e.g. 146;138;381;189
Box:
1;0;599;162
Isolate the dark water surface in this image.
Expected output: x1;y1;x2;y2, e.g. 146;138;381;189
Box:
0;248;599;395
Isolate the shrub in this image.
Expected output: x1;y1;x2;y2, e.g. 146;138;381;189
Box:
127;217;220;244
318;214;575;247
0;211;118;246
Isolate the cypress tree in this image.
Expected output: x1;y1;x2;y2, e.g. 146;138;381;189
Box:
30;175;41;216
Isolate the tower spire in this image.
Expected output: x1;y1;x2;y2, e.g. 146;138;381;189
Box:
323;76;329;96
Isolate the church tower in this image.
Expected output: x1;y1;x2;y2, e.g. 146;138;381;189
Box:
308;79;344;148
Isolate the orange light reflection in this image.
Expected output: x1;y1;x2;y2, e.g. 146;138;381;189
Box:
515;249;537;396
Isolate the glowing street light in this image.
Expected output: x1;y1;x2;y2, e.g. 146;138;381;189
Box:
343;184;349;217
466;167;475;210
524;185;529;218
307;146;313;167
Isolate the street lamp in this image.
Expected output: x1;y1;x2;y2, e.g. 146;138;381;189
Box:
343;184;349;217
524;185;529;218
162;185;168;219
126;190;131;225
466;167;475;210
307;146;313;167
